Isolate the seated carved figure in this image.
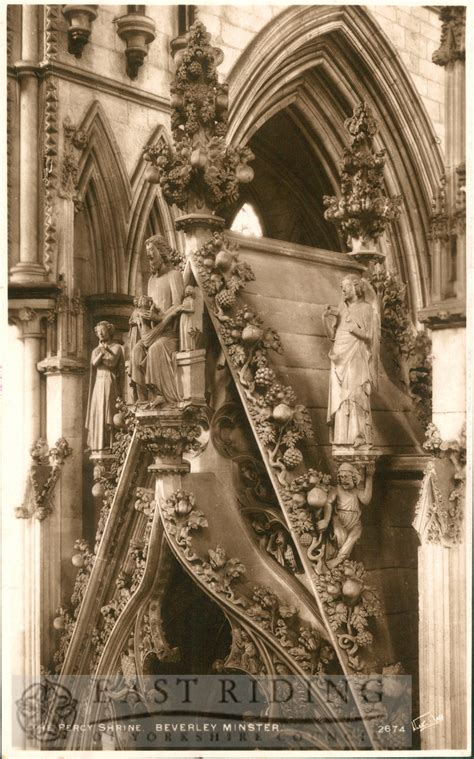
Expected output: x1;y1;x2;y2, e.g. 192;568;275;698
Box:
129;236;185;404
86;321;125;452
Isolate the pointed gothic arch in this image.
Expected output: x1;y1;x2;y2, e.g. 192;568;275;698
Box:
127;125;179;295
226;5;445;314
75;101;132;293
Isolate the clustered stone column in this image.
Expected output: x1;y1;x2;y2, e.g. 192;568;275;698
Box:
9;6;46;283
414;8;466;750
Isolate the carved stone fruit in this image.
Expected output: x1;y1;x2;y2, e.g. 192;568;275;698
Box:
342;578;363;603
203;257;215;269
299;532;312;546
215;249;235;273
272;403;294;425
326;582;341;597
236;163;254;184
113;411;126;428
92;481;105;498
292;493;306;507
307;486;327;509
145;166;161;183
242;324;263;345
175;497;193;517
190;147;208;169
53;616;65;631
71;553;84;568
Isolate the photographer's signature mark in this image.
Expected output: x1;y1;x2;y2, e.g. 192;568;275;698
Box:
411;712;444;732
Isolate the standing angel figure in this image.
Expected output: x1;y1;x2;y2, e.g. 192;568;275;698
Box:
323;274;380;448
86;321;125;452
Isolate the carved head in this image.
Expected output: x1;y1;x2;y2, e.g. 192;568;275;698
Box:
137;295;153;310
337;462;361;489
341;275;365;302
145;234;171;274
184;285;195;297
94;321;114;341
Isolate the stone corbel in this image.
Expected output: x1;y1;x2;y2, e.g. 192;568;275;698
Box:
15;437;72;520
413;424;465;545
62;5;98;58
134;406;206;475
432;6;465;66
115;9;157;80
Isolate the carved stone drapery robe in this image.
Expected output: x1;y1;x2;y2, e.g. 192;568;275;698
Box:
130;269;184;402
86;342;125;451
327;300;376;447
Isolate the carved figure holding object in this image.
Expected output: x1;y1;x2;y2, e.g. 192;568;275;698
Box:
129;236;185;404
323;275;380;449
86;321;125;452
324;462;374;569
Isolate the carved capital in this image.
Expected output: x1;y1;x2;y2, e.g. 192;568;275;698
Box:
9;305;44;338
432;6;465;66
134;407;206;474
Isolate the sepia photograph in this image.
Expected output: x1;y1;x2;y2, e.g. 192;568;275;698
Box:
2;2;471;757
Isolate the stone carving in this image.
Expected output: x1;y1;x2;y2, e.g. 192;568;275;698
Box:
368;264;432;427
189;233;383;668
116;9;156;79
414;423;466;545
62;5;98;58
43;77;59;273
432;6;465;66
250;513;301;574
129;236;185;405
323;462;375;569
15;437;72;520
60;117;88;203
323;275;380;449
220;624;266;675
134;408;205;472
143;21;254;215
316;560;381;671
179;285;204;350
85;321;125;453
323;101;402;258
159;488;335;675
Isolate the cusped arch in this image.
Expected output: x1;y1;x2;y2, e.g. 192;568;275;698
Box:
127;125;180;295
227;5;445;314
76;100;132;293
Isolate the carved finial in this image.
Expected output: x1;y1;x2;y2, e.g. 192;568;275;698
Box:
143;20;254;216
432;7;465;66
323;101;402;258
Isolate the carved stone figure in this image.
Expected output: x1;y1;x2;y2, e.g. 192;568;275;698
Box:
129;236;185;404
179;285;204;350
319;462;374;568
86;321;125;452
323;275;380;448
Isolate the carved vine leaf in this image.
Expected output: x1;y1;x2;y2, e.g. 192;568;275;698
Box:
323;101;402;245
367;263;432;427
315;560;382;671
